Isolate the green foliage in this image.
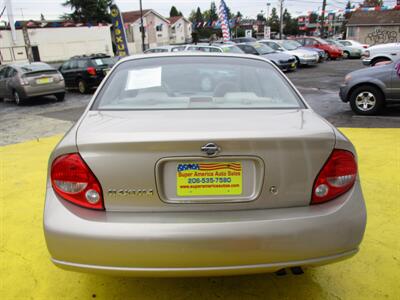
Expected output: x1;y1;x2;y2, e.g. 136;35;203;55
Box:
62;0;113;23
268;7;280;32
257;13;266;22
360;0;383;7
169;6;180;17
309;12;319;24
282;9;298;35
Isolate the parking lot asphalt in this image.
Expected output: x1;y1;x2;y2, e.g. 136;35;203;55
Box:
1;128;399;299
0;59;399;146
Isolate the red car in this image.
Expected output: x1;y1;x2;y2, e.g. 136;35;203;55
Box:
295;37;343;60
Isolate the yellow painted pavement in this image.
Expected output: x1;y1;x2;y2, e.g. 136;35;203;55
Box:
1;128;399;300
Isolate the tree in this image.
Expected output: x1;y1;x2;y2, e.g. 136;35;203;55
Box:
282;10;298;35
62;0;113;23
203;2;218;23
269;7;280;32
360;0;382;7
235;11;242;19
257;13;266;22
169;6;180;17
195;7;204;22
309;12;319;24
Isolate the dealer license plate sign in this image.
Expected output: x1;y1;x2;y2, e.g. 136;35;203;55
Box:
36;78;53;84
177;162;242;196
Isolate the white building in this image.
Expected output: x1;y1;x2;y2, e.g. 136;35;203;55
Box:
122;9;170;53
168;16;192;45
0;24;113;63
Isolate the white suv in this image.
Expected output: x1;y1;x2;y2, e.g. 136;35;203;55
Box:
362;43;400;66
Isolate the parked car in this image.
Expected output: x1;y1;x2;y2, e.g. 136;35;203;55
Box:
337;40;369;52
259;39;319;66
44;52;366;276
144;45;186;53
295;37;343;60
59;54;115;94
232;37;257;43
145;44;244;54
184;44;243;53
362;43;400;67
0;62;65;105
340;59;400;115
287;39;327;62
236;42;297;72
326;39;362;59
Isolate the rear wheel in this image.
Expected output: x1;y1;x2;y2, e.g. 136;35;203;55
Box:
371;57;390;67
78;79;88;94
55;92;65;102
14;90;24;105
349;85;384;115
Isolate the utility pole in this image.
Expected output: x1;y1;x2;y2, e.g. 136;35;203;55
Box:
266;3;271;24
139;0;145;52
279;0;284;39
320;0;327;38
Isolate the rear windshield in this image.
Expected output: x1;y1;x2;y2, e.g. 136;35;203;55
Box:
281;40;301;50
91;57;113;66
220;45;243;53
20;63;53;73
253;43;275;54
93;56;303;110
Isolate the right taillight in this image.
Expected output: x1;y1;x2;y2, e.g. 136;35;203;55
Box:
86;67;97;76
311;149;357;205
51;153;104;210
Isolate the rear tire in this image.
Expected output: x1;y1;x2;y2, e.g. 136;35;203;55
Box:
78;79;88;94
55;92;65;102
349;85;384;115
14;90;24;105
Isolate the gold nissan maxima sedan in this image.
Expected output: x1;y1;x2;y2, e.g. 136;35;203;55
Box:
44;53;366;277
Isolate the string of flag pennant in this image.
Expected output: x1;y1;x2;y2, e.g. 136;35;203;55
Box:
308;4;400;15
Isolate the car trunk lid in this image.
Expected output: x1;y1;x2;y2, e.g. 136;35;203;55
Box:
76;109;336;212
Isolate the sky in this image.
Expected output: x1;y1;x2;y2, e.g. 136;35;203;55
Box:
0;0;398;22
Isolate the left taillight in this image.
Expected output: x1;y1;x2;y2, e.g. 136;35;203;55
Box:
50;153;104;210
311;149;357;205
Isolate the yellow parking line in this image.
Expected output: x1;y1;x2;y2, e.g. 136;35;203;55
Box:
1;129;399;299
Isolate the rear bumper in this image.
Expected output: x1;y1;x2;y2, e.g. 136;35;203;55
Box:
299;57;318;65
362;59;372;66
18;82;65;98
339;84;350;102
44;182;366;277
329;52;342;59
277;62;297;72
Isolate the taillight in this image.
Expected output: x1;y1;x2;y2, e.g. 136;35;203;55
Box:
51;153;104;210
86;67;97;76
57;72;64;81
311;149;357;205
19;76;29;86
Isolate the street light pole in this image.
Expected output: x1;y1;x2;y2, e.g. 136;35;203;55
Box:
279;0;284;39
266;3;271;25
320;0;327;38
139;0;145;52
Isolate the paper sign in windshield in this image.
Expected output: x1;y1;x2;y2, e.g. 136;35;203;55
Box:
126;67;162;90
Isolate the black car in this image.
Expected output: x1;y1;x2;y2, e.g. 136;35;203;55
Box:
236;42;297;72
232;37;257;43
59;54;115;94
